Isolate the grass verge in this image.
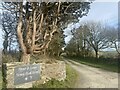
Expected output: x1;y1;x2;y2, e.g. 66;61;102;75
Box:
33;64;78;88
0;71;2;89
65;56;118;72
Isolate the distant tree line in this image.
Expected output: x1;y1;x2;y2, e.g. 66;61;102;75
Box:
65;21;119;58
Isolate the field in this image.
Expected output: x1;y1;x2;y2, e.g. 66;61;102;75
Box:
99;51;118;58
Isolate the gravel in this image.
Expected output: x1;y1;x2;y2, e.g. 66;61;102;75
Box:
65;59;118;88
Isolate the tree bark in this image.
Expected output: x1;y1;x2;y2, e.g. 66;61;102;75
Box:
3;36;8;54
21;53;30;64
114;42;120;55
16;3;30;64
31;9;36;52
77;41;80;55
95;50;99;59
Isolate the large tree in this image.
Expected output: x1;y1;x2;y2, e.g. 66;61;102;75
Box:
2;2;91;63
81;22;111;58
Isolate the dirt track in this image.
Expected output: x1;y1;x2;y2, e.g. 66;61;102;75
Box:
65;59;118;88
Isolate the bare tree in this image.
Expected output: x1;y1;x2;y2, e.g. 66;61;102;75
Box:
82;22;111;58
106;27;119;55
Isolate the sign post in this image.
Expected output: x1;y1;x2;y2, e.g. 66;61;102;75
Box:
14;64;40;85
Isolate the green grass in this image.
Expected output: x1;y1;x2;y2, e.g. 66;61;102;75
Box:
99;51;118;58
0;71;2;89
32;64;78;88
65;56;118;72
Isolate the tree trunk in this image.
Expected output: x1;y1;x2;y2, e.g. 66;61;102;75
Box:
17;3;31;64
77;43;80;54
3;36;8;54
95;50;99;59
21;53;30;64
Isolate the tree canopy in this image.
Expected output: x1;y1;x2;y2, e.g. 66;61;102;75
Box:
2;2;91;63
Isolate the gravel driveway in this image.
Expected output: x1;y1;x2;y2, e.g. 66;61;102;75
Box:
65;59;118;88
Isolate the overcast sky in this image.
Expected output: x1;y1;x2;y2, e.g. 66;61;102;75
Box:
64;1;118;44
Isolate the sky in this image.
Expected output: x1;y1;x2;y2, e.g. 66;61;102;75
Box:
0;1;119;49
64;1;118;44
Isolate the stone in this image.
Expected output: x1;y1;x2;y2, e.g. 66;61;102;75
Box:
2;61;66;88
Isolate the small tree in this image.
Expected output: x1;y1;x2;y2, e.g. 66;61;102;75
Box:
106;27;119;55
70;25;92;57
65;37;78;56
